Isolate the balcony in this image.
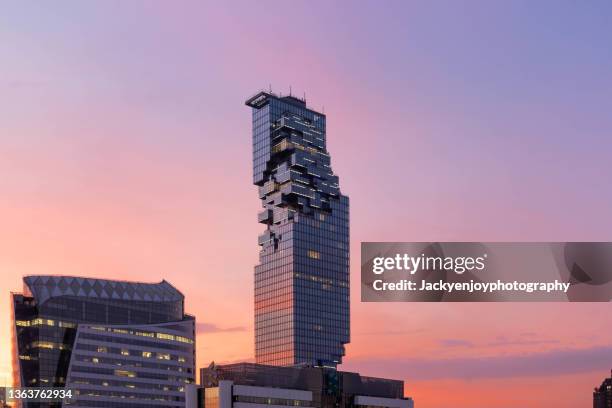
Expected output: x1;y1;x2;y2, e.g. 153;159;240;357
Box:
258;209;272;224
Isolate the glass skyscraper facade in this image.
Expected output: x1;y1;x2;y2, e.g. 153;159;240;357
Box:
11;276;196;408
246;91;350;368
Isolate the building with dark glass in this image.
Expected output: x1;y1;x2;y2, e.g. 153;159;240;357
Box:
11;275;196;408
192;363;413;408
594;370;612;408
246;91;350;368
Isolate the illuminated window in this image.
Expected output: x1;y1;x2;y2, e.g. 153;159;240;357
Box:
156;333;175;341
114;370;136;378
157;353;171;360
32;341;65;350
121;349;129;356
307;250;320;260
142;351;152;358
97;346;107;353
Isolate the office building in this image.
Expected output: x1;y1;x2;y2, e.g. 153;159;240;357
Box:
11;275;196;408
246;91;350;368
189;363;413;408
594;370;612;408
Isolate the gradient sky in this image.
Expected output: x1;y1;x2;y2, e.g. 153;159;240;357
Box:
1;1;612;407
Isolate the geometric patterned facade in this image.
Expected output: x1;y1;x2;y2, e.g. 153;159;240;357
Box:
23;276;183;306
246;92;350;368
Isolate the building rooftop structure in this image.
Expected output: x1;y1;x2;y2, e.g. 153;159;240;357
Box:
202;362;404;399
245;91;312;111
23;275;183;305
197;362;412;408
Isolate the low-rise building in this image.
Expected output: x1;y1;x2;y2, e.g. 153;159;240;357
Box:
185;363;413;408
12;275;196;408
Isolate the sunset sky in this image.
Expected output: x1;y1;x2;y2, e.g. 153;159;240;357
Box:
1;1;612;407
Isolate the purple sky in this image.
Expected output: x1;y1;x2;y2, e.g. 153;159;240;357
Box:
1;2;611;407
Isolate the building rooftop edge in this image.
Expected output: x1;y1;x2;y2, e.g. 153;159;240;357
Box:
21;275;184;304
209;362;405;384
22;274;175;287
245;91;325;117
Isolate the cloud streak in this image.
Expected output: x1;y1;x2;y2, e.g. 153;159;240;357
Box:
438;338;474;348
196;322;247;333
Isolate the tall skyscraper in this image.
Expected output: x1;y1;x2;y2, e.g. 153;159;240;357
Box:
185;92;412;408
246;91;350;368
11;276;196;408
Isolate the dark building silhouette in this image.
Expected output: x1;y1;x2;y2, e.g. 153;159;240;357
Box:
594;370;612;408
12;275;195;407
246;92;350;368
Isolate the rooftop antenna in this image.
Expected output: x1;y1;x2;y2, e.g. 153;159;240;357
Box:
289;85;292;96
303;91;306;102
269;84;272;93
